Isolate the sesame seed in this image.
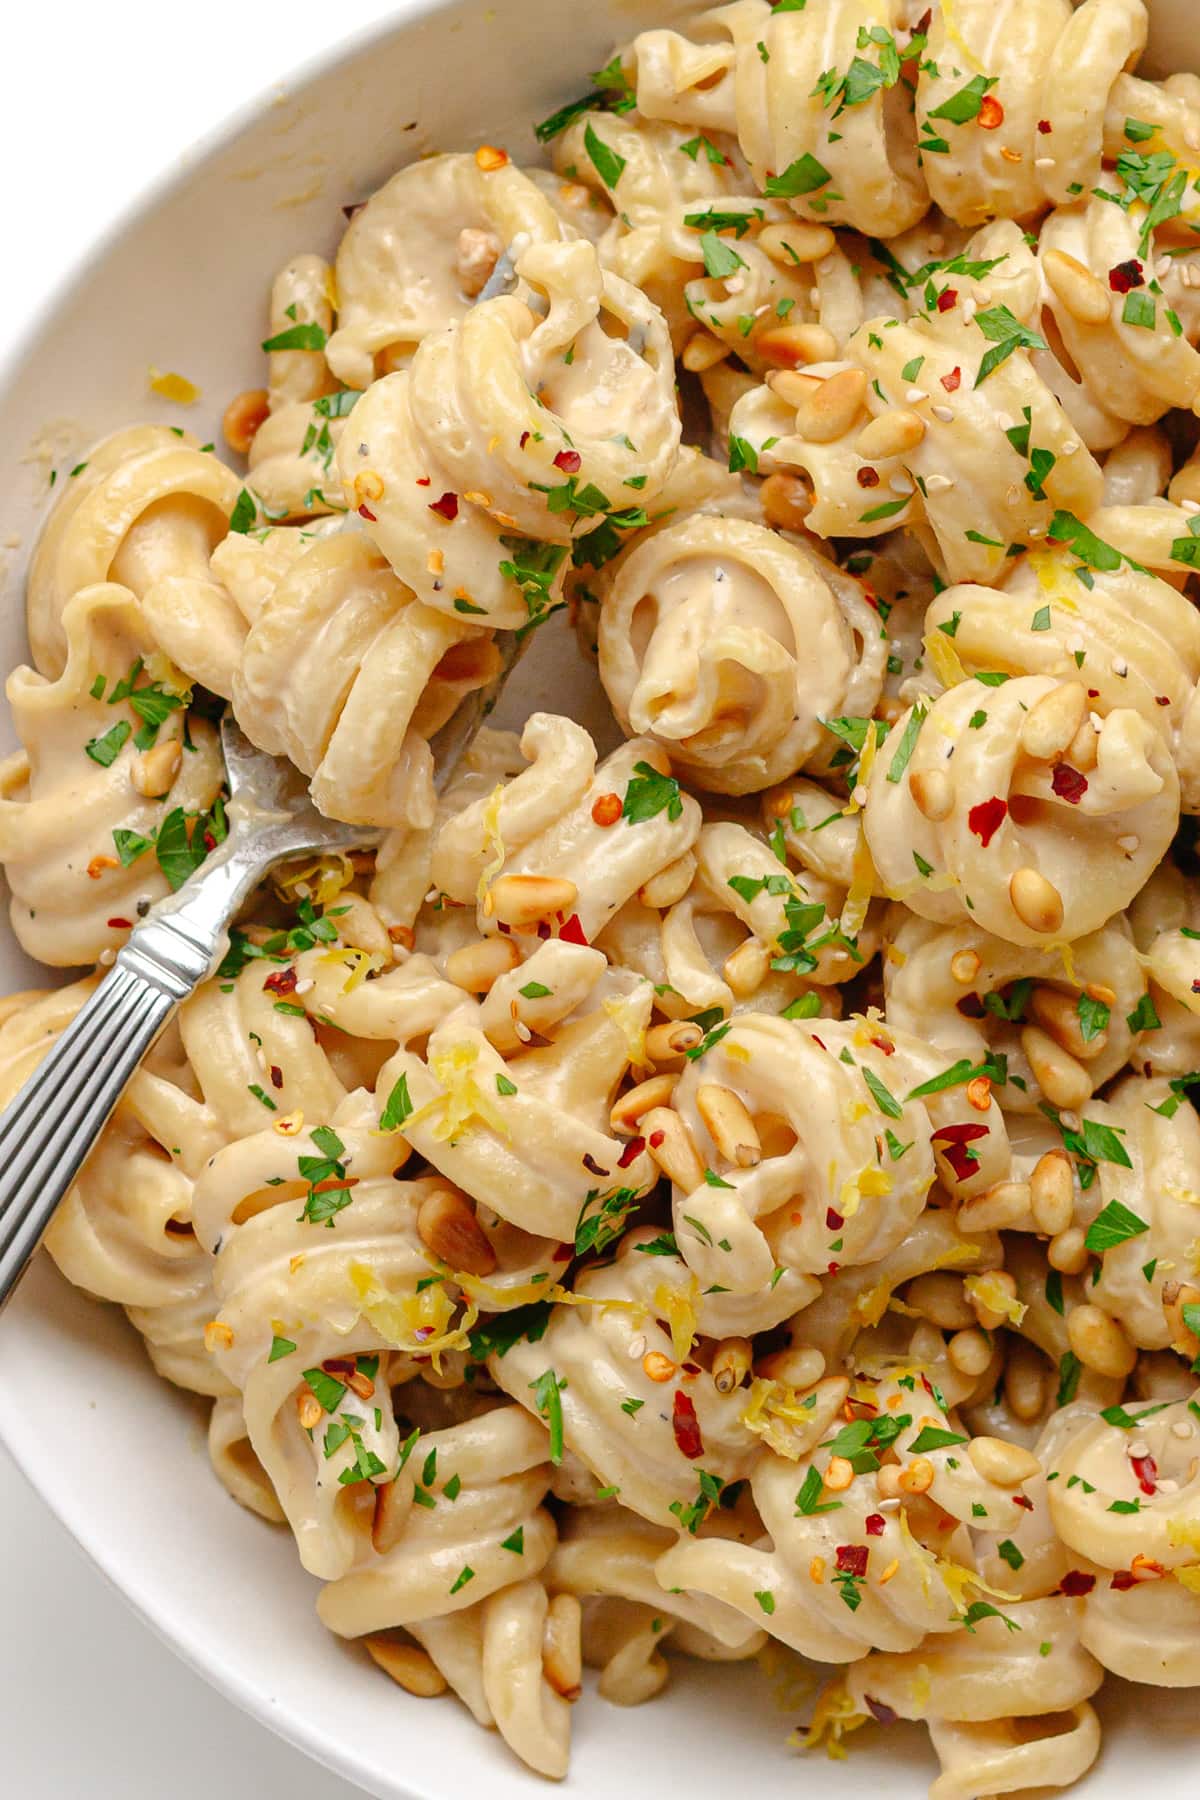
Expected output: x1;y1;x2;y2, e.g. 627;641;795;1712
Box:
905;387;926;404
1117;835;1140;854
628;1334;646;1359
931;404;955;422
1172;1421;1193;1439
1035;156;1056;169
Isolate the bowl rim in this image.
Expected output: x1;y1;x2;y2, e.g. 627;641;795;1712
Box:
0;5;490;1795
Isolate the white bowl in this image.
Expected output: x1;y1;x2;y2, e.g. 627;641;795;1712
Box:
0;2;1195;1795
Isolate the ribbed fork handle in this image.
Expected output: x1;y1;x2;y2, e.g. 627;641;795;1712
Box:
0;850;257;1310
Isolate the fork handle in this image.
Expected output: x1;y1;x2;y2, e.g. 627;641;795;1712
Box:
0;849;258;1310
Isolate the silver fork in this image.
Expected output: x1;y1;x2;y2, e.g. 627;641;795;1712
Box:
0;627;522;1309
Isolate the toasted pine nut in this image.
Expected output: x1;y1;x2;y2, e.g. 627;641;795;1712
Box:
542;1593;583;1700
909;767;954;821
950;948;981;985
131;738;182;798
1021;1024;1092;1111
767;369;821;408
723;937;770;998
855;409;926;460
969;1269;1018;1331
1019;683;1088;762
416;1186;497;1277
1048;1225;1089;1274
759;471;812;532
1043;247;1111;325
755;1345;826;1390
958;1180;1033;1233
712;1336;753;1394
758;222;836;265
591;792;622;828
87;853;120;879
1130;1554;1167;1582
642;1106;706;1191
366;1637;448;1696
899;1457;934;1494
346;1368;376;1400
682;331;732;373
1169;457;1200;510
638;853;696;909
824;1455;855;1491
1004;1338;1048;1424
388;924;416;950
1029;986;1107;1062
203;1320;234;1353
876;1462;905;1500
484;873;578;926
1162;1280;1200;1355
372;1478;413;1555
1030;1149;1074;1236
474;144;509;171
794;368;868;443
274;1109;305;1136
696;1083;762;1168
1010;868;1064;935
297;1390;322;1430
445;934;521;994
905;1272;975;1330
948;1326;993;1378
222;386;271;455
1066;721;1099;772
645;1020;703;1063
757;321;839;367
1068;1303;1137;1378
643;1349;677;1382
967;1436;1041;1486
610;1074;679;1134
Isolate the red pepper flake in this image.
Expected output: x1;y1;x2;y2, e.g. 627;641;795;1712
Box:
932;1120;989;1181
558;913;589;946
264;967;298;996
1051;764;1088;804
1110;1570;1137;1590
672;1389;704;1459
519;431;530;449
870;1035;895;1056
1059;1570;1096;1597
977;94;1004;129
1087;689;1100;699
682;1361;702;1376
649;1130;665;1149
552;1242;573;1261
936;288;958;312
857;467;880;488
429;491;459;520
358;504;377;522
416;476;431;487
956;993;986;1019
581;1153;610;1178
941;366;962;392
553;448;582;473
1037;118;1052;134
413;1325;434;1342
618;1135;646;1169
1108;258;1144;293
827;1261;841;1275
835;1544;869;1577
1156;695;1171;707
826;1207;844;1230
865;1513;886;1537
967;796;1007;846
107;917;132;929
1130;1451;1158;1496
865;1696;897;1726
812;1034;827;1053
536;920;552;940
269;1064;284;1089
1013;1493;1034;1511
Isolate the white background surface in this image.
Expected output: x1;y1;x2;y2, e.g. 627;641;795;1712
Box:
0;5;398;1795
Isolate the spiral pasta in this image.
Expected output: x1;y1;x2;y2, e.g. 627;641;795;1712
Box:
15;6;1200;1789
